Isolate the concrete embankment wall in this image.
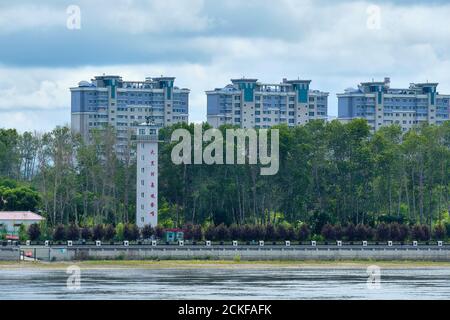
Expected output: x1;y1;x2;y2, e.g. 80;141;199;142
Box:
0;247;19;261
20;245;450;262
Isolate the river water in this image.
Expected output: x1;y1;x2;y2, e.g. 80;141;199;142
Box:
1;267;450;300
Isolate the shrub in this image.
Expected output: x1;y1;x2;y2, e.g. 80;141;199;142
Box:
27;223;41;241
433;224;446;240
124;224;139;241
81;227;92;241
115;223;124;241
131;224;140;240
53;224;66;241
421;225;431;241
297;224;310;241
242;225;254;241
344;223;356;241
229;224;241;240
286;225;295;240
375;223;390;241
411;224;431;241
192;225;203;241
321;223;335;241
276;224;289;241
19;225;28;241
215;223;230;241
154;225;164;239
389;223;401;241
398;224;410;242
445;223;450;238
253;224;266;240
92;224;105;241
104;224;116;241
334;224;343;240
411;225;424;241
66;224;80;241
204;225;216;241
141;225;154;239
265;224;276;241
367;226;375;240
354;224;368;241
182;223;194;240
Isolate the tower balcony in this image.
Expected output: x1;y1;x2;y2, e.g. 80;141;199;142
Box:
131;134;159;142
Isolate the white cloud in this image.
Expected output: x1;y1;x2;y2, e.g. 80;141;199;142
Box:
0;110;69;133
1;0;450;132
0;0;211;35
0;67;72;110
106;0;211;34
0;4;65;34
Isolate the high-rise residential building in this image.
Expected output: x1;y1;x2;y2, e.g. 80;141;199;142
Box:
338;78;450;132
206;78;329;128
71;75;189;155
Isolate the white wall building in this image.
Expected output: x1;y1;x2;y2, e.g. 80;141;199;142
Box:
0;211;45;236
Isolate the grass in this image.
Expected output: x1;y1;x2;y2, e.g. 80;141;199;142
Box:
1;259;450;270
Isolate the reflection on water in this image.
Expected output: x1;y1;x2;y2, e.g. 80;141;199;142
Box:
0;267;450;300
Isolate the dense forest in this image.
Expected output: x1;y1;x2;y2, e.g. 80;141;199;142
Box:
0;119;449;238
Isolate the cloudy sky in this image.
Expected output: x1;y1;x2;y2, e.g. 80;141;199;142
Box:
1;0;450;132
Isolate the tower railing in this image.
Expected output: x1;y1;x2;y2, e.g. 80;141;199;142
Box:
131;134;159;142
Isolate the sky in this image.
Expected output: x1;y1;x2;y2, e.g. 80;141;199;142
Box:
1;0;450;132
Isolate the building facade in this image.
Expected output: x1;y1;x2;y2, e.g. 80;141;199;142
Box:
338;78;450;132
0;211;45;239
206;78;329;128
71;75;189;156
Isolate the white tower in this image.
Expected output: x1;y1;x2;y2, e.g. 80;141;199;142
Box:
135;116;159;228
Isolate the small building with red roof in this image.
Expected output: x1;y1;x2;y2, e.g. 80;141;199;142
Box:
0;211;45;238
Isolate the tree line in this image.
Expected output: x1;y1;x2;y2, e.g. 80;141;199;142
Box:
21;221;447;243
0;119;449;238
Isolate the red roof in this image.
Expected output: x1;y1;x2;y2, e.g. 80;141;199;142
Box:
0;211;45;221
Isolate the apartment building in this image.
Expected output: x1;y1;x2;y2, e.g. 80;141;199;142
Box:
71;75;189;155
206;78;328;128
338;78;450;132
